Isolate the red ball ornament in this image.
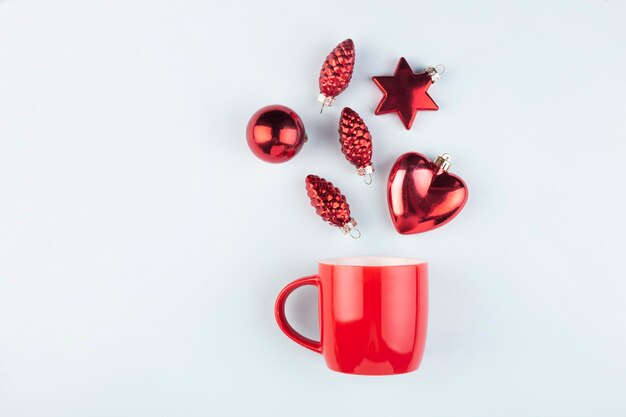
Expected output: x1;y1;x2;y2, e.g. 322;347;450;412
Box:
372;58;443;130
388;152;467;234
339;107;374;184
305;174;360;238
246;105;307;163
318;39;355;112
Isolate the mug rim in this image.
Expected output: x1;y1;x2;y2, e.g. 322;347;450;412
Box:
320;256;426;267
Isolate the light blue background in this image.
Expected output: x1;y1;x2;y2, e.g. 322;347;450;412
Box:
1;0;625;415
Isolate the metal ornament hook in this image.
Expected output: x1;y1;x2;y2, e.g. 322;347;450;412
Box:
317;93;334;113
357;165;375;185
425;64;445;83
434;153;452;173
340;218;360;238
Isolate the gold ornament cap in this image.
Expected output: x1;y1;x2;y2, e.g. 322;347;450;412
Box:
434;153;452;172
425;64;445;83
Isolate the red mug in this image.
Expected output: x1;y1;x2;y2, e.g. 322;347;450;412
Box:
275;257;428;375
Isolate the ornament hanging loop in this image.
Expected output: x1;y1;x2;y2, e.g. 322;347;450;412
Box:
356;165;375;185
318;94;334;113
434;153;452;172
340;218;359;238
425;64;445;83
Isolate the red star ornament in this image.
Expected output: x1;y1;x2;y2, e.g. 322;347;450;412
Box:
372;57;440;130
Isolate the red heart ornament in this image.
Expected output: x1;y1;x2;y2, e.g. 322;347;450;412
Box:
388;152;468;234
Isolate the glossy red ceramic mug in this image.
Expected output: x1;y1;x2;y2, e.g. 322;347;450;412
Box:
275;257;428;375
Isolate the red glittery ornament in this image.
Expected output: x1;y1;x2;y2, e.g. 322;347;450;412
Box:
388;152;467;234
339;107;374;184
246;105;307;163
372;57;442;130
318;39;355;112
305;175;360;238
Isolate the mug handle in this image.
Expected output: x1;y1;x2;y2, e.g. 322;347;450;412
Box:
274;275;322;354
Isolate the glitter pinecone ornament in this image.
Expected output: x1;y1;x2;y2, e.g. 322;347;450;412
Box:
339;107;374;184
318;39;355;112
305;174;360;238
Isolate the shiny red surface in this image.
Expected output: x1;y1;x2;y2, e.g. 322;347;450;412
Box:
275;259;428;375
319;39;355;99
246;105;306;163
305;174;354;229
372;57;438;130
339;107;373;172
388;152;468;234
